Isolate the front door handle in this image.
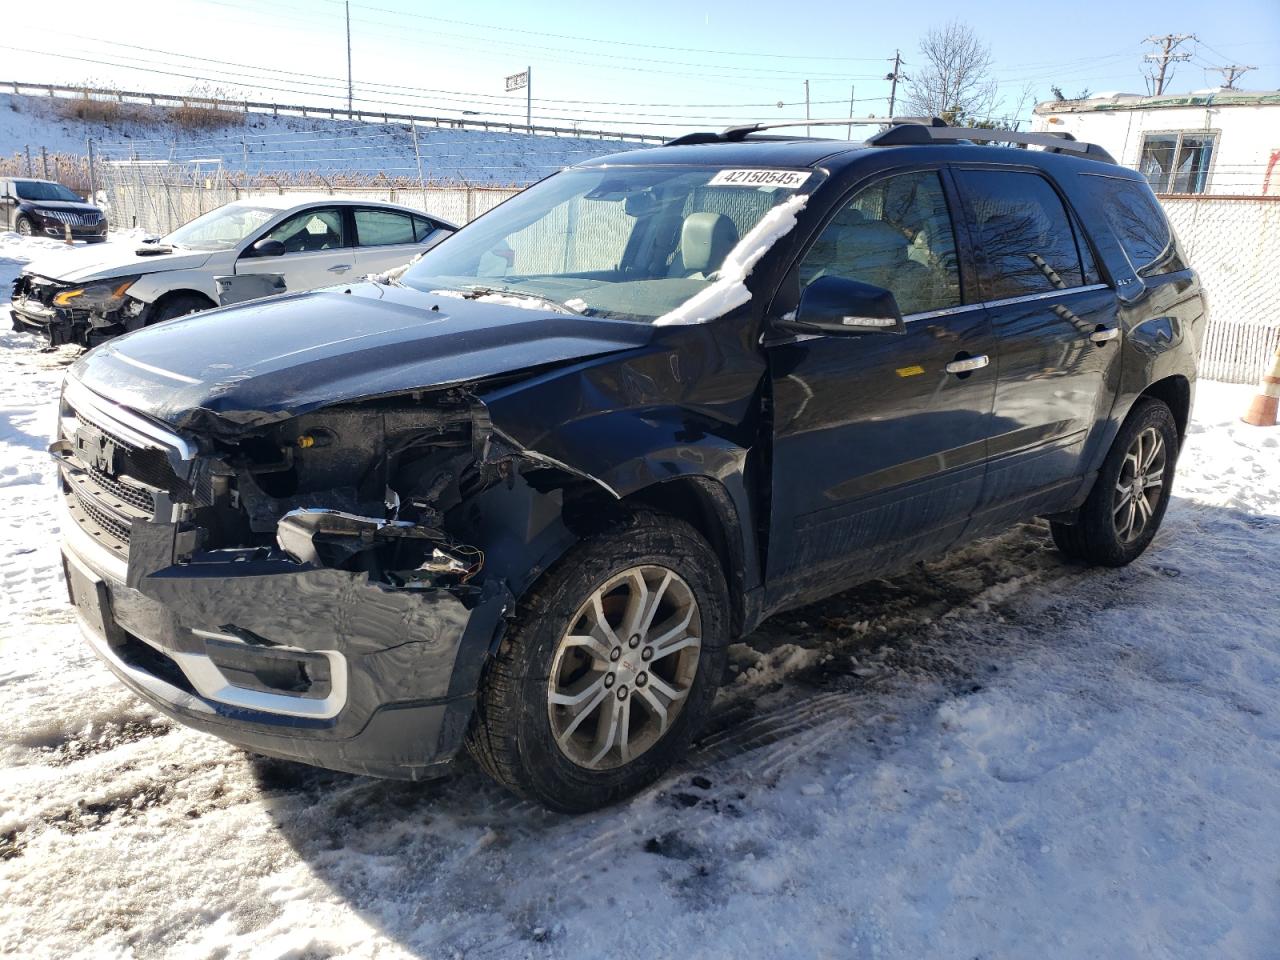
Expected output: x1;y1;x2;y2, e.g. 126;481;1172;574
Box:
327;264;353;273
945;353;990;375
1090;325;1120;345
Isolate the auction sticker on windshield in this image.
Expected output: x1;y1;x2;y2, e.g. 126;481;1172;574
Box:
708;169;812;189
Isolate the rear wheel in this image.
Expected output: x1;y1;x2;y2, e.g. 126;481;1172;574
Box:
465;512;728;812
1051;398;1179;566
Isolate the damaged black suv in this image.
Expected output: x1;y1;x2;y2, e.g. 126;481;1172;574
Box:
55;119;1203;811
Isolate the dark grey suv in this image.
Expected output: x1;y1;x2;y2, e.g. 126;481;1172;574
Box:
54;119;1203;811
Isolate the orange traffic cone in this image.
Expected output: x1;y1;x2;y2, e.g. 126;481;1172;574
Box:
1243;343;1280;427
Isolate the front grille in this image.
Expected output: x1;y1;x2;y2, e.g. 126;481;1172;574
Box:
88;464;155;513
41;210;97;226
57;384;191;562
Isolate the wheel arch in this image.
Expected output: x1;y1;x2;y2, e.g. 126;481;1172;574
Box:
1136;374;1191;443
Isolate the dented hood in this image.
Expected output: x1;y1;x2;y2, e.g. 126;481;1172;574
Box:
69;282;654;434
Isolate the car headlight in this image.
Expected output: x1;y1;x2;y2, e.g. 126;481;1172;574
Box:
52;277;140;312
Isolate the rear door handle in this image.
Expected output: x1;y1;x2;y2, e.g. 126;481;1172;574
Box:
945;354;990;375
328;264;353;273
1090;325;1120;345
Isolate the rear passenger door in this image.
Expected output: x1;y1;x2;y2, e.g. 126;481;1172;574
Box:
352;208;446;275
764;167;997;603
950;167;1123;525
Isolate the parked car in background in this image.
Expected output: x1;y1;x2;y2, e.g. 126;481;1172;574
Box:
53;119;1203;812
10;196;455;346
1;177;108;243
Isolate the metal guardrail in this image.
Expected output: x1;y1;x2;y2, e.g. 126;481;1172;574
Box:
1;80;668;144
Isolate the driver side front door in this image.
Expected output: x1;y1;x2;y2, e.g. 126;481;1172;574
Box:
236;206;355;292
764;167;997;608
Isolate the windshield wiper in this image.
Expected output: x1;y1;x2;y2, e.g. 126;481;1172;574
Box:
462;286;583;315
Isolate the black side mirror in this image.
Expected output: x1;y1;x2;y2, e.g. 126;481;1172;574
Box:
779;275;906;336
250;238;286;258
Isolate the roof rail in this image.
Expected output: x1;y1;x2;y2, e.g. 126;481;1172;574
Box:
662;116;1116;163
866;122;1116;161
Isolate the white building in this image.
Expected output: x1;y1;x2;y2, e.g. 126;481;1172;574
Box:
1032;89;1280;196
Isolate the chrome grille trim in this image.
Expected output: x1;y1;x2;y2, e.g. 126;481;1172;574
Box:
61;377;195;461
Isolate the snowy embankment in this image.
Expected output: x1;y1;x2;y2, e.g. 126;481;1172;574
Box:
1;227;1278;958
2;93;639;184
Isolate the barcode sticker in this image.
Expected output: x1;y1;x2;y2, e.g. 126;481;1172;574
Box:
708;169;812;189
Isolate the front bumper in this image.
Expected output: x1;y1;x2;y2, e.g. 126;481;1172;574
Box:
11;299;143;347
33;220;107;240
60;503;507;781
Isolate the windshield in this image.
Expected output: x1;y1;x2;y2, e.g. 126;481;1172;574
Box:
16;181;81;202
162;203;279;251
401;165;822;322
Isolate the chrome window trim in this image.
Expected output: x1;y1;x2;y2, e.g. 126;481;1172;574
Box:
903;282;1110;323
62;376;195;460
771;282;1113;343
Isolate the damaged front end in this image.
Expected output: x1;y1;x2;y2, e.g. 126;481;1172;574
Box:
52;376;560;779
11;273;146;347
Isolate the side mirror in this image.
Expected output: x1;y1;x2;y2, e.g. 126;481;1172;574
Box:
250;238;286;258
779;275;906;336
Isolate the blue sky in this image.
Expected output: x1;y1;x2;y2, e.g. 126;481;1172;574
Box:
6;0;1279;135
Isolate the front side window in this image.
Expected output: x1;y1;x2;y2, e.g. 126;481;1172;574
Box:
1139;131;1216;194
355;208;416;246
263;208;346;253
954;169;1085;300
401;165;823;323
799;170;961;316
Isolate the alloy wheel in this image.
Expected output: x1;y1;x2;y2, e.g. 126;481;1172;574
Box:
547;565;702;770
1113;426;1166;544
17;219;32;236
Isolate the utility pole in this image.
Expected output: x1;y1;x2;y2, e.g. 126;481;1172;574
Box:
526;65;532;131
1143;34;1195;96
345;1;353;114
847;85;856;140
885;50;906;118
804;80;811;137
86;138;96;202
1211;64;1256;90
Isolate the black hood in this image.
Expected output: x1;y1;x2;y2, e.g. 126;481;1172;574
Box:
70;282;655;435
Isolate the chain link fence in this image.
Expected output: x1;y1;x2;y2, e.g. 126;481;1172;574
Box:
1161;196;1280;384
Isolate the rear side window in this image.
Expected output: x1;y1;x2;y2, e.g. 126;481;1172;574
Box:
953;169;1085;300
412;215;442;242
1082;174;1185;277
355;208;416;247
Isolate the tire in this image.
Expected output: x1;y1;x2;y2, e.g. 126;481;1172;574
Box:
465;511;729;813
1050;398;1179;567
15;216;34;237
150;293;211;323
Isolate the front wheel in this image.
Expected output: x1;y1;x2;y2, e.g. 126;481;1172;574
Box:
465;512;729;813
15;216;34;237
1051;398;1179;566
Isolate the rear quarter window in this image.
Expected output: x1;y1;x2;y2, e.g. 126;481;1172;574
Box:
1082;174;1186;277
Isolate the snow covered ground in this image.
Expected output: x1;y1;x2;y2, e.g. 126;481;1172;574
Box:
1;226;1279;958
2;93;640;184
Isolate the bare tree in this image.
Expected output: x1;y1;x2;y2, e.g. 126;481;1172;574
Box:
902;21;1000;125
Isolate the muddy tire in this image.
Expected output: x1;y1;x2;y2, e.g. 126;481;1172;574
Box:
1051;398;1179;567
465;511;729;813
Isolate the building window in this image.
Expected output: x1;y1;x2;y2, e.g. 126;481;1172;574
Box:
1138;131;1217;194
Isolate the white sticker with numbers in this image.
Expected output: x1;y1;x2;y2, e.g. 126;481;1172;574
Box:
708;169;812;189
